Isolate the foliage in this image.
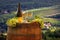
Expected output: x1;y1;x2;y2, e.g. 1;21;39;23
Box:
6;17;18;27
42;28;60;40
49;27;56;32
32;16;44;28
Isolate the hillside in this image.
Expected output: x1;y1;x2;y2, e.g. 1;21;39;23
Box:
46;14;60;18
0;6;60;33
0;6;60;23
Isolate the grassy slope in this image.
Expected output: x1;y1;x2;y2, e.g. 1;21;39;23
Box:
25;7;60;26
0;6;60;26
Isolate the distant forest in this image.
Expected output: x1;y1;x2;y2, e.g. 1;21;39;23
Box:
0;0;60;11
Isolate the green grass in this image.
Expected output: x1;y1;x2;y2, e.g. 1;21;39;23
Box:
43;18;60;25
0;6;60;26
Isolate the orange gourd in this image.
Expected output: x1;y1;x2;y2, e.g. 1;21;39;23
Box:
18;17;23;23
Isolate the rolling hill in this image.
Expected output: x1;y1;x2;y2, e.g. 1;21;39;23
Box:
0;6;60;32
